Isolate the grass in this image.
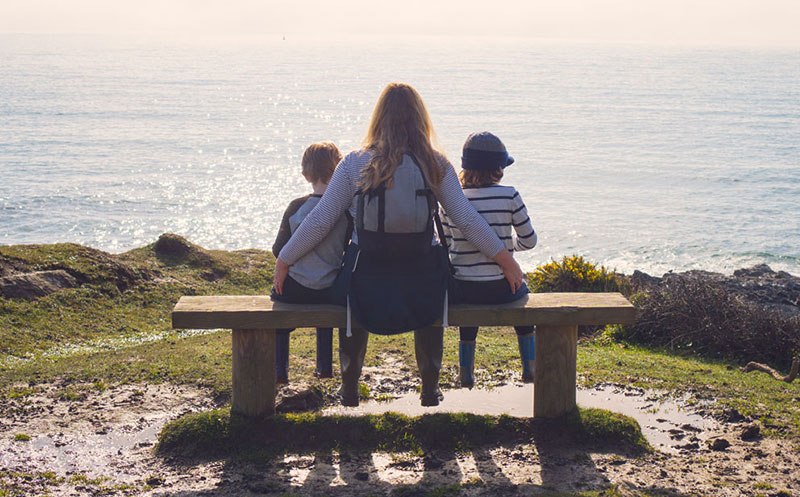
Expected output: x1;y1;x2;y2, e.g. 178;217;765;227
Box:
0;237;274;359
0;470;142;496
156;407;649;459
578;340;800;437
1;237;798;442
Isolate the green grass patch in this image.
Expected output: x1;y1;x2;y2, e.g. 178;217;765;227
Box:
156;407;648;460
5;386;36;399
0;470;63;497
565;408;650;450
12;433;31;442
0;236;273;359
578;339;800;437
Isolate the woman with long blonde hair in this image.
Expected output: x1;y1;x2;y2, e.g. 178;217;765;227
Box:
275;83;523;406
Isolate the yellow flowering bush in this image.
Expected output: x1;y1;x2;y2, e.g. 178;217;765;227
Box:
528;255;625;293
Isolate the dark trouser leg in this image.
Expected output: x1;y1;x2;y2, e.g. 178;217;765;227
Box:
459;327;478;342
275;329;292;384
415;326;444;406
338;327;368;407
515;326;535;383
315;328;333;378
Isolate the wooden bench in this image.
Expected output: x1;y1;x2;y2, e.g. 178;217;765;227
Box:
172;292;636;419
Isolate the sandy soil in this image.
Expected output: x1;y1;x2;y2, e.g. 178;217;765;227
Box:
1;364;799;497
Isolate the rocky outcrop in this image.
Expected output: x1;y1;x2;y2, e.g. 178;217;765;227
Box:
275;383;325;413
0;243;153;300
628;264;800;369
631;264;800;318
0;270;79;299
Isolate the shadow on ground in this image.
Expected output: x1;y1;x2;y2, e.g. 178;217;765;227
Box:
152;409;682;496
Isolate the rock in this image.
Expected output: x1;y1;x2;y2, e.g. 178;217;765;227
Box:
153;233;213;267
145;476;164;486
354;471;369;481
630;270;661;291
0;256;26;278
668;429;686;440
275;383;324;413
720;408;747;423
709;438;731;451
733;264;780;279
0;270;78;299
635;265;800;318
740;424;761;441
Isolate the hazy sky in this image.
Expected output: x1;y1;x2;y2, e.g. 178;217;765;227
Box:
2;0;799;46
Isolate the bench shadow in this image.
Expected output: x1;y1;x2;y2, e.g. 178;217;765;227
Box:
154;410;660;496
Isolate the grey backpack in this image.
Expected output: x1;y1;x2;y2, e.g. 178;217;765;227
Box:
356;154;436;260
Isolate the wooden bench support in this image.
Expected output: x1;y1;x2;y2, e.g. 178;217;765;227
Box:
231;328;276;417
534;325;578;418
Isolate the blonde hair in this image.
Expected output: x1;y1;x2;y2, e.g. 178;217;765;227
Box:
360;83;444;190
459;168;504;188
302;141;342;184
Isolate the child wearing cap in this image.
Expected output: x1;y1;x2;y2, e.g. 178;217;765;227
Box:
440;132;537;388
271;141;351;384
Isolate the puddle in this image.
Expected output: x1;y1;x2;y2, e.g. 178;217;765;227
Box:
0;383;214;482
325;383;714;453
2;420;164;481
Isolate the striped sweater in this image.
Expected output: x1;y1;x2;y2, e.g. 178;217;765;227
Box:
278;150;506;266
441;184;536;281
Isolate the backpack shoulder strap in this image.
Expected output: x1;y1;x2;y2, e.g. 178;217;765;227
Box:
355;188;365;231
407;153;437;213
433;209;449;250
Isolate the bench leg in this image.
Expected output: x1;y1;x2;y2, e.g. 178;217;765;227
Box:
231;328;276;417
533;325;577;418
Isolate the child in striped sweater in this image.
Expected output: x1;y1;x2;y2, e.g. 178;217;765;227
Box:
441;132;537;388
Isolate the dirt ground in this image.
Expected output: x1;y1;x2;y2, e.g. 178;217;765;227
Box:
1;362;799;497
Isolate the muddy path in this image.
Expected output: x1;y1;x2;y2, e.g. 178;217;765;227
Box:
1;359;799;497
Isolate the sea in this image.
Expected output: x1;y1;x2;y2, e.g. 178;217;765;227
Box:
1;34;798;276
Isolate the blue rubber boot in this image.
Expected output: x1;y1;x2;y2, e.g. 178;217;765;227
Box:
315;328;333;378
276;330;291;384
517;332;536;383
459;341;476;389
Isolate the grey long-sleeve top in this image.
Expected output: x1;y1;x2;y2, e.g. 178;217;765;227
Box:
278;149;505;265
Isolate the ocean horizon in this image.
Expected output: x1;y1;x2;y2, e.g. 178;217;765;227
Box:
1;34;798;276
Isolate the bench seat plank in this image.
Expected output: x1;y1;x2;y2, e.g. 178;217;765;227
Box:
172;292;636;330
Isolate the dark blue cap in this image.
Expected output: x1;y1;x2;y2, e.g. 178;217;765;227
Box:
461;131;514;170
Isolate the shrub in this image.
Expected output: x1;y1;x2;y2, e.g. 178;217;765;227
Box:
623;278;800;368
528;256;626;294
